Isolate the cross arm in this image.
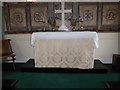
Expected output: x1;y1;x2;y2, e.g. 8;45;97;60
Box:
55;10;62;13
65;9;72;13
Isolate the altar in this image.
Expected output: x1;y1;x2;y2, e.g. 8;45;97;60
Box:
31;32;99;69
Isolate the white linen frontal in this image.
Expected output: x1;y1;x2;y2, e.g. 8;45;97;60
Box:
31;32;99;69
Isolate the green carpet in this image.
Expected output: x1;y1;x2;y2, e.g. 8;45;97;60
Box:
3;72;120;88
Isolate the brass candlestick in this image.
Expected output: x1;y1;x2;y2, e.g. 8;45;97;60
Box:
79;18;84;30
51;28;55;32
51;19;56;32
79;16;84;30
42;18;47;31
80;20;84;30
72;26;75;31
71;19;77;31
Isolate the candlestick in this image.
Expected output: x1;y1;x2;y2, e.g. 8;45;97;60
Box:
79;16;84;30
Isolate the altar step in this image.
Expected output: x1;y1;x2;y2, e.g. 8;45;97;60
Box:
21;59;108;73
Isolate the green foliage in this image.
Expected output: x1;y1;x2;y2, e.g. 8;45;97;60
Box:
48;18;56;29
71;19;77;26
51;19;56;29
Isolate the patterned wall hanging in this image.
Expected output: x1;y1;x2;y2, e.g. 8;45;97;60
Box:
79;3;98;30
9;3;27;31
102;3;119;30
30;3;48;31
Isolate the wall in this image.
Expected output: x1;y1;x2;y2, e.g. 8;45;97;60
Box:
0;2;2;39
95;33;118;63
3;2;119;63
0;1;2;90
5;34;34;63
118;33;120;54
1;0;119;2
5;33;118;63
4;2;119;32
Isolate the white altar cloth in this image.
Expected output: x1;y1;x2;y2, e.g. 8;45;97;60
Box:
31;32;99;69
31;32;99;48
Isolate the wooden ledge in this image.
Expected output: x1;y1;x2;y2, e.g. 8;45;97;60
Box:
5;30;120;34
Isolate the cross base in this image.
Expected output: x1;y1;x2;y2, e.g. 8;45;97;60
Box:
58;25;69;31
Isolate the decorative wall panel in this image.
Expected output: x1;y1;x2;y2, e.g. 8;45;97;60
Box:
79;4;98;30
102;3;119;30
9;4;27;31
4;2;119;33
102;4;118;25
30;3;48;30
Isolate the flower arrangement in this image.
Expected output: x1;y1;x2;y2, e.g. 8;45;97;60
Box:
70;19;78;31
48;17;56;31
